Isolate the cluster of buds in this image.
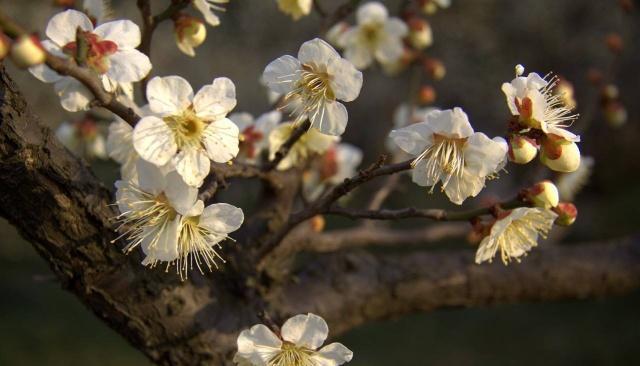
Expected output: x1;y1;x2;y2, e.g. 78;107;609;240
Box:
1;32;47;69
523;180;577;227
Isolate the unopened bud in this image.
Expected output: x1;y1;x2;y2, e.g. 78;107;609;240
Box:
418;85;436;105
10;35;46;68
515;64;525;76
174;15;206;57
0;33;9;60
587;68;603;86
423;57;446;80
602;84;619;100
603;100;627;128
407;18;433;50
605;33;623;54
553;202;577;226
527;180;559;209
310;215;325;233
540;134;581;173
508;135;538;164
420;0;449;14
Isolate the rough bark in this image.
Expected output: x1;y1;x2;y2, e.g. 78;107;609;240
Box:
2;65;640;365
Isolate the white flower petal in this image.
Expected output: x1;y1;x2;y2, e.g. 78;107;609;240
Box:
312;343;354;366
236;324;283;366
132;116;178;166
426;108;474;138
298;38;340;66
193;77;237;120
46;10;93;47
356;1;388;25
94;19;141;49
54;77;92;112
443;171;485;205
135;159;167;194
281;313;329;350
389;122;434;156
164;170;199;214
327;58;363;102
146;76;194;116
173;148;211;187
140;216;180;262
374;35;404;64
107;118;134;163
310;101;348;136
263;55;301;95
200;203;244;234
411;160;439;187
464;132;508;177
106;49;151;82
384;18;409;37
194;0;222;26
343;42;374;70
202;118;240;163
229;112;254;131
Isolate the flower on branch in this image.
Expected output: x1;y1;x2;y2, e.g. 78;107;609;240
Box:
235;313;353;366
114;160;243;279
390;108;507;205
132;76;240;187
335;1;409;70
56;116;107;161
263;38;363;136
475;207;557;265
29;9;151;111
269;122;338;170
230;110;282;164
303;142;363;200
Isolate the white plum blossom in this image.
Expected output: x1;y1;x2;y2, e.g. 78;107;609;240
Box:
230;111;282;163
336;2;409;70
475;207;557;265
115;160;243;279
263;38;363;136
56;118;107;160
193;0;228;26
390;107;507;205
269;122;338;170
132;76;240;187
29;10;151;112
235;313;353;366
107;118;138;179
501;67;580;142
277;0;313;20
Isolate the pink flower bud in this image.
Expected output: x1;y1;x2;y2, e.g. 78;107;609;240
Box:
174;15;207;57
540;134;581;173
526;180;559;209
508;135;538;164
10;35;46;69
553;202;577;226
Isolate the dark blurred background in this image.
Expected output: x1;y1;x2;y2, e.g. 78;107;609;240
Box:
1;0;639;365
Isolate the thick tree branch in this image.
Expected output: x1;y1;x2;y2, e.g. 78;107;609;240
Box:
270;238;640;335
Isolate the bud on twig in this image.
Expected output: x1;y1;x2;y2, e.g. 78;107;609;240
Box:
423;57;446;80
508;135;538;164
418;85;436;105
407;17;433;50
526;180;559;209
553;202;577;226
10;34;46;68
174;15;207;57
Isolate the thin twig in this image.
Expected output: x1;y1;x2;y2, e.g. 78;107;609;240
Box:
262;120;311;172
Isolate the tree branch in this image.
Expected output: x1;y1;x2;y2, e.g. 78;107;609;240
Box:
262;119;311;172
270;238;640;336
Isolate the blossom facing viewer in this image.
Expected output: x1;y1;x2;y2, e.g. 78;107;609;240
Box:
235;313;353;366
132;76;240;187
336;2;409;70
29;9;151;111
390;107;507;205
475;207;557;265
263;38;363;136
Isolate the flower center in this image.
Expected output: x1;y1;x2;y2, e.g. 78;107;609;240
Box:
284;64;335;125
268;343;315;366
63;29;118;74
360;23;382;47
164;108;206;150
175;215;226;281
114;188;178;255
412;134;467;190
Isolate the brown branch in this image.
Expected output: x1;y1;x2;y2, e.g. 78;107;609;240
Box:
262;119;311;171
325;198;527;221
270;237;640;336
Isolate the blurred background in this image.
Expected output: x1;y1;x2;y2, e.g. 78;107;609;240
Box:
1;0;639;364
